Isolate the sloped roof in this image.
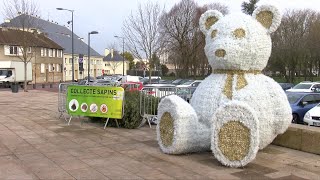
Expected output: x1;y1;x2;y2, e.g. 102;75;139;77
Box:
103;51;128;62
1;14;101;56
0;28;62;49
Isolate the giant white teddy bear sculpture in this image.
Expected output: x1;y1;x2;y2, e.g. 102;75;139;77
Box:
156;4;292;167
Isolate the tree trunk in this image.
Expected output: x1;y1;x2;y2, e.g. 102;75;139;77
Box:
24;62;28;92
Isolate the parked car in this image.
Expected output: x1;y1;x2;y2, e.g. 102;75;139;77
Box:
171;79;190;85
143;84;176;98
278;83;294;91
303;103;320;127
121;81;143;91
91;79;114;86
140;77;161;85
176;80;202;88
286;82;320;93
286;92;320;124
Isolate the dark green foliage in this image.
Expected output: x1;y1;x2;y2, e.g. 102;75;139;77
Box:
241;0;259;15
169;72;175;77
161;64;169;76
121;91;142;128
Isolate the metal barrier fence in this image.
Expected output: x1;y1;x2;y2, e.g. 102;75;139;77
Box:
58;82;77;122
139;86;196;127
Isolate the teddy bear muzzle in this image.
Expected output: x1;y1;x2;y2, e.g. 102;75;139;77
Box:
215;49;226;57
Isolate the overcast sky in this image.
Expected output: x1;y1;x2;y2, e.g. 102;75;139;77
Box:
1;0;320;55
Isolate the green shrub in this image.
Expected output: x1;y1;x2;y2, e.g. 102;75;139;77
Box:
88;90;160;129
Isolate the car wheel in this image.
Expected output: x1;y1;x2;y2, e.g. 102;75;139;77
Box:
292;114;299;124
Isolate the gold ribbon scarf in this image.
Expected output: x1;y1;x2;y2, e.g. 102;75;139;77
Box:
213;69;261;99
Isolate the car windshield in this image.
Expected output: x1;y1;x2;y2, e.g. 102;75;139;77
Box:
286;93;304;104
0;70;8;76
172;79;182;84
181;81;194;85
292;84;312;89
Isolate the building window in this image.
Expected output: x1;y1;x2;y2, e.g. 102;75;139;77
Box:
56;64;60;72
44;48;47;56
60;50;63;58
48;49;53;57
9;46;18;55
65;58;67;64
48;64;52;72
41;48;44;56
53;49;56;57
69;58;72;64
40;64;45;73
28;47;32;53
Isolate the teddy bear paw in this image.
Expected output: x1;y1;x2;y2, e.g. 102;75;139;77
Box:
211;101;260;167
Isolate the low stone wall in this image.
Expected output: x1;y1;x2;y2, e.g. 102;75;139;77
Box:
272;124;320;155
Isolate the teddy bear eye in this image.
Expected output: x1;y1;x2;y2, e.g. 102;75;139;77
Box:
233;28;246;39
211;30;217;39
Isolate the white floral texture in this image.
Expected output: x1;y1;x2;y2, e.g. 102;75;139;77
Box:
157;4;292;168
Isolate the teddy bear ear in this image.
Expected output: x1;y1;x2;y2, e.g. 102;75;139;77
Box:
199;10;223;34
252;4;282;34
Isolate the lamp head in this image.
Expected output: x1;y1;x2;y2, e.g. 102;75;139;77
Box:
89;31;99;35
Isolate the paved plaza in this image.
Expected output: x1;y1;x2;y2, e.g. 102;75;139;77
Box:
0;89;319;179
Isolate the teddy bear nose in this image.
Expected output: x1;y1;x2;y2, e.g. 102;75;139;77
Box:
215;49;226;57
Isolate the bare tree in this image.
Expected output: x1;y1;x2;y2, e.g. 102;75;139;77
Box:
3;0;39;91
109;61;122;75
159;0;228;78
269;9;318;82
122;2;162;82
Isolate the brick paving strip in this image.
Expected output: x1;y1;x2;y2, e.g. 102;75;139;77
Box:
0;89;319;179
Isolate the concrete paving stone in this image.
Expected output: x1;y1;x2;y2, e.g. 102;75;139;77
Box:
67;167;108;180
65;147;98;157
0;146;12;156
33;167;74;180
274;174;309;180
59;159;90;171
93;165;143;180
11;144;40;155
0;155;37;180
80;155;122;167
23;137;49;145
76;153;102;161
34;143;62;153
232;170;272;180
87;146;116;156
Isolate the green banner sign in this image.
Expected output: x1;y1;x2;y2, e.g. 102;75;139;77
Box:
67;85;124;119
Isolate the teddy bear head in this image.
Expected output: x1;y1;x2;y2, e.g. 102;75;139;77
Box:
199;5;282;71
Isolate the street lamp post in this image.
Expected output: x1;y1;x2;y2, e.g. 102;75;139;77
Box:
56;8;75;82
87;31;99;84
114;35;125;76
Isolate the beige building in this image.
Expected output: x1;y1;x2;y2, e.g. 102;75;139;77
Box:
2;14;103;82
0;28;63;84
63;54;103;81
103;49;129;75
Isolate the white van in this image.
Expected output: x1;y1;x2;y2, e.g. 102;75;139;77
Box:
120;75;140;83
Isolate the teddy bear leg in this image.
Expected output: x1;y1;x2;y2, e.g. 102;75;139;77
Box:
157;95;210;154
211;101;259;167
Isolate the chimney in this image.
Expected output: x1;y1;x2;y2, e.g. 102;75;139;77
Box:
104;48;110;56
